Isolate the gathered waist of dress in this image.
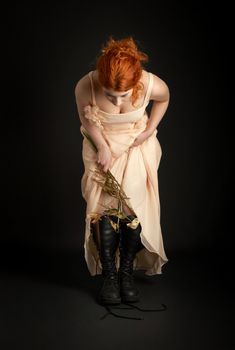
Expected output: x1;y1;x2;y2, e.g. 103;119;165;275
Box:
100;109;147;124
80;112;149;136
103;111;148;125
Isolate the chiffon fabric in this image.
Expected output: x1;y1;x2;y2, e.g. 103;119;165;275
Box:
80;70;168;276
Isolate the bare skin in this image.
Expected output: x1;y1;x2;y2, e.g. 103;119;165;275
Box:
75;69;170;174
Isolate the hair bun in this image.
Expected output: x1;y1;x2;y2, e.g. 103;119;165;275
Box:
101;37;148;62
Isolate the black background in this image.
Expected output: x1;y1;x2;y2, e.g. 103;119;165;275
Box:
1;1;233;349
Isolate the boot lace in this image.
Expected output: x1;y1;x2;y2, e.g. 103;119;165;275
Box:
99;302;167;320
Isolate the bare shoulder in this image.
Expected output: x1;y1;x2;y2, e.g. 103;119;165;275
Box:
74;71;94;120
74;72;91;105
141;69;150;88
74;72;90;95
149;72;170;102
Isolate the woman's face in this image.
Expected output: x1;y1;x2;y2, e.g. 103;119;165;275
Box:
102;87;133;106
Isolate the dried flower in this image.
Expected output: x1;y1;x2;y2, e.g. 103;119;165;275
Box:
81;128;137;231
127;217;140;229
87;212;103;224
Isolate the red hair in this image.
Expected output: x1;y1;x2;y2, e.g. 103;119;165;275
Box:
96;36;149;106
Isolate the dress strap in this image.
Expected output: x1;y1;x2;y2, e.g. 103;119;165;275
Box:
88;71;97;106
143;72;153;105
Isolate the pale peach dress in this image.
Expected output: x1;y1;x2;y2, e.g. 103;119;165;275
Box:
80;70;169;276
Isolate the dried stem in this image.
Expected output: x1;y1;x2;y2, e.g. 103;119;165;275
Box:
81;128;138;231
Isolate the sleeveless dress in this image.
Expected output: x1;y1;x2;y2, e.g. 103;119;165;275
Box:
80;70;169;276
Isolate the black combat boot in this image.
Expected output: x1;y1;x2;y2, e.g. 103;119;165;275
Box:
118;214;145;302
91;215;121;305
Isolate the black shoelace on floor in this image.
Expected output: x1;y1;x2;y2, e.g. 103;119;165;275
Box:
100;302;167;320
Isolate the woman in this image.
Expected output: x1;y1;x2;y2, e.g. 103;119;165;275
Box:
75;36;170;306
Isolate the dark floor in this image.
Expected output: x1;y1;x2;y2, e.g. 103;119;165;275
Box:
0;244;234;350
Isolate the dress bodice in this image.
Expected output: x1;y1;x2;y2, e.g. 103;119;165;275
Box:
85;70;153;125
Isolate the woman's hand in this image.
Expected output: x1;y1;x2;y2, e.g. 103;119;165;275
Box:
96;144;113;173
130;130;152;148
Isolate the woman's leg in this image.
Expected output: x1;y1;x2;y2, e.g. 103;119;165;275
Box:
122;203;136;216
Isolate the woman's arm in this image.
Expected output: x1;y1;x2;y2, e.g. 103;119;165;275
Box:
74;76;113;172
145;74;170;135
130;74;170;148
74;78;109;151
